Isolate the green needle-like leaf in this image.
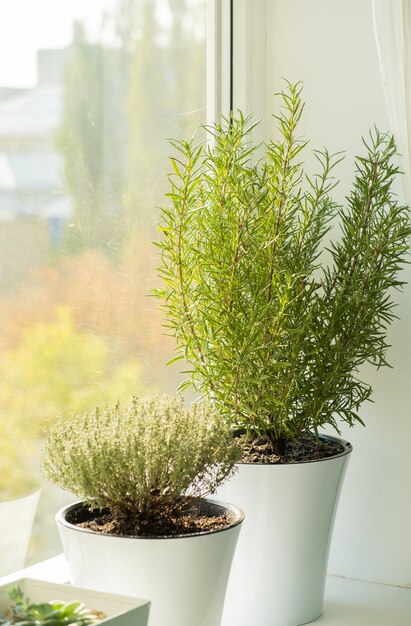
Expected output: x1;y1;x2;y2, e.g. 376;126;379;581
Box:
155;81;411;447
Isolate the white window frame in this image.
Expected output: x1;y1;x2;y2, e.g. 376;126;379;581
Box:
207;0;267;145
207;0;231;122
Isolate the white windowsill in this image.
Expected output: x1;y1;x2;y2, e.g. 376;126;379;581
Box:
1;556;410;625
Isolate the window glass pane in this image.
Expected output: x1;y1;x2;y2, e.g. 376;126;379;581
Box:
0;0;206;569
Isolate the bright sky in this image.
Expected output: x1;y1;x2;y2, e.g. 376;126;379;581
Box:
0;0;116;87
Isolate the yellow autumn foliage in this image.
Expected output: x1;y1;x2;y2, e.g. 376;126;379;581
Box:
0;307;153;497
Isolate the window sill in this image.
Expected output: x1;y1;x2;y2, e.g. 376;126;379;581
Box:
0;556;410;625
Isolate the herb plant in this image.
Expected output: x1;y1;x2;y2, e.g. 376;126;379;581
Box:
0;586;104;626
42;395;240;535
155;81;410;453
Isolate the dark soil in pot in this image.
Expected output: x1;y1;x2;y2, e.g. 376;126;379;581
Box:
240;434;350;464
65;499;237;538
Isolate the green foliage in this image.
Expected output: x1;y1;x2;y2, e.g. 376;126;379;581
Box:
0;586;103;626
127;0;206;182
155;81;411;447
42;395;240;532
55;22;127;253
0;307;150;434
0;425;38;499
56;0;206;251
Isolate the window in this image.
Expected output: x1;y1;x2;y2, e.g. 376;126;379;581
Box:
0;0;206;568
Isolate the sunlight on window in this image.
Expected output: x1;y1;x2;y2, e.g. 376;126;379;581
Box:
0;0;206;568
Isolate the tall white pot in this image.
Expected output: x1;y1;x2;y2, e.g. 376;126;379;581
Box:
0;489;41;577
57;498;244;626
218;435;352;626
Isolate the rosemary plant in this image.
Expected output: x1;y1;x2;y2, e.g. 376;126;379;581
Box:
155;81;410;453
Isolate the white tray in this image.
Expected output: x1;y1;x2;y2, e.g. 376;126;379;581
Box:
0;578;150;626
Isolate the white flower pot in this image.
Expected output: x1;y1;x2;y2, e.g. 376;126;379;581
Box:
56;498;244;626
0;489;41;577
0;578;150;626
218;435;352;626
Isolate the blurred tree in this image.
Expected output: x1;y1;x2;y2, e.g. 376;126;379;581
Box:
0;0;206;566
56;0;206;246
0;235;181;394
125;0;206;227
0;307;151;434
0;419;39;497
56;21;128;254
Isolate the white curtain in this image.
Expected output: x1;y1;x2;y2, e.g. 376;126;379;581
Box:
372;0;411;202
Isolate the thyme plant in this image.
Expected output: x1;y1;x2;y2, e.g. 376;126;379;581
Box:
156;82;410;452
42;395;240;534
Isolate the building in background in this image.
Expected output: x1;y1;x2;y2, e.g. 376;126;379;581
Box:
0;49;71;291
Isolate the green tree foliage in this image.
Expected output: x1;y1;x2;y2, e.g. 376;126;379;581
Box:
56;0;206;248
156;82;411;450
43;395;240;535
0;307;149;434
127;0;206;177
56;22;128;253
0;423;38;498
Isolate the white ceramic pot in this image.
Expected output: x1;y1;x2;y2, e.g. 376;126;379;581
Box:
0;489;41;577
57;498;244;626
218;435;352;626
